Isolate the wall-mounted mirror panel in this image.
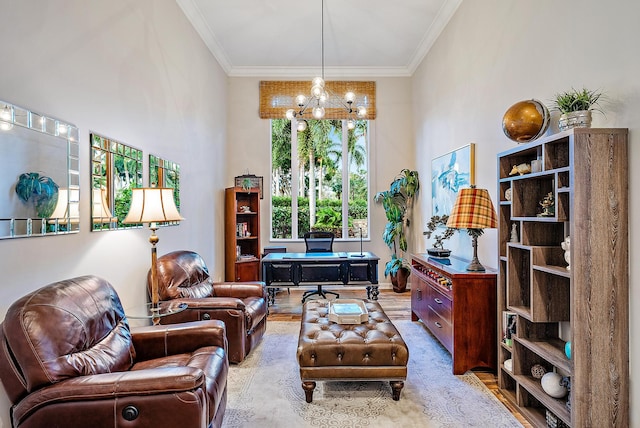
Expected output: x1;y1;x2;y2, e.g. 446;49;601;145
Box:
91;133;142;230
0;100;80;239
149;154;181;226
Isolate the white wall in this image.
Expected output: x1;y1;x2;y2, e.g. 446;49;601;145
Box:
412;0;640;424
0;1;228;426
227;76;416;279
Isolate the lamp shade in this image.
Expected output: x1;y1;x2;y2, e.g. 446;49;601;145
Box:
48;188;80;224
123;188;183;224
446;187;498;229
92;188;117;224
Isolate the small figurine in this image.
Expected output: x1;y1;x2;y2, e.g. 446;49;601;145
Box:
561;236;570;270
510;223;518;243
538;192;555;217
509;163;531;176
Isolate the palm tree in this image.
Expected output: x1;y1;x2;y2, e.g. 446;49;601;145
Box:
271;119;292;196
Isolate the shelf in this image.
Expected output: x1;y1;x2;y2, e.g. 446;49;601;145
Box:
533;264;570;278
515;337;571;373
515;374;571;426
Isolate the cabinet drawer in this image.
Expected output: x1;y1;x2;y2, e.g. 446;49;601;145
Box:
426;285;452;323
426;307;453;352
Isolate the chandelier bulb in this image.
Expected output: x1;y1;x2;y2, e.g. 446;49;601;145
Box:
285;109;296;120
312;106;325;119
347;119;356;130
297;120;308;132
311;84;324;98
312;77;325;88
296;94;307;107
356;106;367;118
345;92;356;104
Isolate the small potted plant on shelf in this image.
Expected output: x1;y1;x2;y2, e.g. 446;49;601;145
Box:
374;169;420;293
552;87;603;131
423;215;456;258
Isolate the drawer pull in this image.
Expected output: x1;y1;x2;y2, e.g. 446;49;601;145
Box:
435;321;443;328
434;298;443;304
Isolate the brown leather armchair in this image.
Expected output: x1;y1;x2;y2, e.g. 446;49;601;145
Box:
151;250;267;363
0;275;228;428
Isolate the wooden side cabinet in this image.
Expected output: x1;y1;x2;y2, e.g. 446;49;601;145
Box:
225;187;261;281
411;254;497;375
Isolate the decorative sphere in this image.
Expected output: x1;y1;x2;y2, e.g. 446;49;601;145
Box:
502;99;550;143
503;358;513;372
531;363;547;379
565;341;572;360
541;372;568;398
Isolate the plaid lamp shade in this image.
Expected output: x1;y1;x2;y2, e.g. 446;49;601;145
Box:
446;187;498;229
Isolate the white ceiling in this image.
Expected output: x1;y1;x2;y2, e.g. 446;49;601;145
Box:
176;0;462;77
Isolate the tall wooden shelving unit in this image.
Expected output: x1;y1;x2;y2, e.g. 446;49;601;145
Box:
496;128;628;427
225;187;261;281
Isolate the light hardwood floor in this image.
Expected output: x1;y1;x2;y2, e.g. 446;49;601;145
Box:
267;286;532;427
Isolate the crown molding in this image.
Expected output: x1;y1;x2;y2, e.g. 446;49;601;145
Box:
228;66;412;78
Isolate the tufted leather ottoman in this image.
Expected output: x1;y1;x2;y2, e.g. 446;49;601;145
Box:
296;299;408;403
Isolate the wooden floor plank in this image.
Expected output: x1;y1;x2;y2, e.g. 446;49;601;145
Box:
266;287;532;427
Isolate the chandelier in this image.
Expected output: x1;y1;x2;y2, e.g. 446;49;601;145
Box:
285;0;367;131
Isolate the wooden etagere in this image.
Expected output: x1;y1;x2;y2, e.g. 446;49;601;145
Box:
497;128;628;427
224;187;261;281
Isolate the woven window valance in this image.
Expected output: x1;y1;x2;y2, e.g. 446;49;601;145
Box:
259;80;376;120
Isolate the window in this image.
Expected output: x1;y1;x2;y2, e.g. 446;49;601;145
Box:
270;119;369;240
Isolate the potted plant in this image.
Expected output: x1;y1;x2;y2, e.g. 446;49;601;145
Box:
423;215;456;258
552;87;603;131
14;172;59;218
374;169;420;293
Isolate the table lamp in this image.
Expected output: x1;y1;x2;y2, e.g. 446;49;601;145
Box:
123;188;183;319
446;186;498;271
48;188;80;227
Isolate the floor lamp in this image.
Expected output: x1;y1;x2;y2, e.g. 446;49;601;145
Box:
123;188;183;322
446;186;498;272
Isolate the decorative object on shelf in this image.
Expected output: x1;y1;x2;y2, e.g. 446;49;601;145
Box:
509;162;531;176
374;169;420;292
541;372;568;398
531;363;547;379
538;192;555;217
432;143;475;217
446;186;498;271
239;205;251;213
234;174;264;199
423;214;456;258
283;0;367;129
565;341;572;360
123;188;184;324
503;358;513;372
502;99;550;143
546;409;570;428
510;223;518;243
15;172;60;218
561;376;572;412
504;187;512;201
531;159;542;173
502;311;517;346
561;236;571;270
552;87;603;131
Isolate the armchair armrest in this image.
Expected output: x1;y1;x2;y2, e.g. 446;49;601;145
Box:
132;320;227;361
12;367;207;426
212;281;267;299
170;297;246;311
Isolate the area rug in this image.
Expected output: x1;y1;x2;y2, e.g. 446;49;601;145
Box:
222;320;522;428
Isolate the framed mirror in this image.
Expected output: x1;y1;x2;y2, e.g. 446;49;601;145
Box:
149;154;181;226
0;100;80;239
90;132;143;230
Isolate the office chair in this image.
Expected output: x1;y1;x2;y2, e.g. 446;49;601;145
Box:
302;231;339;302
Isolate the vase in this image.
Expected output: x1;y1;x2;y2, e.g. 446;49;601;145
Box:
558;110;592;131
390;267;409;293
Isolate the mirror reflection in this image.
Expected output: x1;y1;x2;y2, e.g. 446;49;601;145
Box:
149;154;181;226
0;100;80;239
91;133;142;230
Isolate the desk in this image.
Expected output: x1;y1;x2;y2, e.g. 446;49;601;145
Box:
261;252;379;305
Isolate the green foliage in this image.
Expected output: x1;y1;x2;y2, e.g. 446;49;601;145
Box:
423;215;456;249
374;169;420;277
552;87;603;114
15;172;59;218
114;187;133;228
384;254;410;278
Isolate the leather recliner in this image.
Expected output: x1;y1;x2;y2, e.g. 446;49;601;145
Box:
0;275;228;428
150;250;267;363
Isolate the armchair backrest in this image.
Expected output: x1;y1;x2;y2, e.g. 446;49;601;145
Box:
304;231;334;253
152;250;214;300
0;275;134;403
